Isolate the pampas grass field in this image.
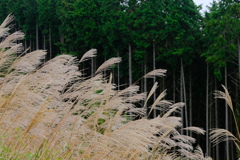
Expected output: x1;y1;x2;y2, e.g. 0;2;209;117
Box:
0;15;238;160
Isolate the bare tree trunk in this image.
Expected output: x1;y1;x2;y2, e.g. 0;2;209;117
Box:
43;35;46;50
104;57;106;77
141;61;144;110
144;55;147;116
173;69;177;153
153;42;156;118
180;59;183;135
129;44;132;86
180;59;188;134
49;27;52;59
117;49;120;91
60;34;64;54
112;68;115;84
24;39;27;51
30;36;32;52
43;35;46;62
189;69;192;137
129;44;132;119
230;110;234;160
173;69;176;103
36;23;39;50
238;38;240;81
206;63;209;156
209;75;213;156
91;58;94;78
225;65;229;160
214;78;219;160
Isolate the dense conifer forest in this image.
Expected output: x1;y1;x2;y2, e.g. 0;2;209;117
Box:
0;0;239;159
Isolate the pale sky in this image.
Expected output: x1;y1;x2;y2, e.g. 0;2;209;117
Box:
193;0;214;12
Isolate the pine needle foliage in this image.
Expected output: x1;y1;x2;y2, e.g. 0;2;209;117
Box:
0;15;210;160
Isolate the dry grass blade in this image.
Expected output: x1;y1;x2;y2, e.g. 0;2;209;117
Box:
191;145;213;160
0;14;14;38
125;92;147;103
117;85;140;97
143;82;158;109
214;85;240;139
183;127;205;135
214;85;233;111
10;50;47;73
210;129;240;150
144;69;167;78
0;16;25;77
1;43;23;56
0;14;14;29
172;135;196;144
162;102;185;118
79;49;97;63
0;31;24;49
148;89;167;116
95;57;121;74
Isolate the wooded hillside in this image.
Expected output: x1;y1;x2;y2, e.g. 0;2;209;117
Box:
0;0;239;159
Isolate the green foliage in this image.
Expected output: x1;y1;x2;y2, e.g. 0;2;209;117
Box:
202;0;240;80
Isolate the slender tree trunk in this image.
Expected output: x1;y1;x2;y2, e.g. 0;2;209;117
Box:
60;34;64;54
129;44;132;118
94;57;96;75
104;57;106;78
49;27;52;59
189;69;192;137
33;41;35;51
173;69;176;153
30;36;32;52
112;68;115;84
209;75;213;156
238;38;240;81
118;49;120;91
153;42;156;118
215;78;219;160
24;39;27;51
141;61;144;109
180;59;188;134
91;58;94;78
144;55;147;116
230;110;234;160
17;23;20;46
173;69;176;103
36;23;39;50
141;63;144;93
180;59;183;135
43;35;46;50
43;35;46;62
225;65;229;160
206;63;209;156
129;44;132;86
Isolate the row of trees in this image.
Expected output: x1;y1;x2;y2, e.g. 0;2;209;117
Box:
0;0;239;159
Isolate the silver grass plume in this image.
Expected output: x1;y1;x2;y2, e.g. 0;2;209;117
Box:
183;127;205;135
211;85;240;151
0;15;211;159
79;48;97;63
0;14;14;38
95;57;121;74
144;69;167;78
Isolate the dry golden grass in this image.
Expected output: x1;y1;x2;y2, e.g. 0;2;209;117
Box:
0;15;211;160
211;85;240;152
